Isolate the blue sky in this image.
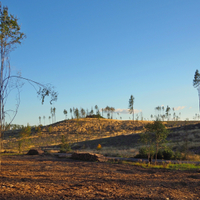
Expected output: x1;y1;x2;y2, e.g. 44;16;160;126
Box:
2;0;200;125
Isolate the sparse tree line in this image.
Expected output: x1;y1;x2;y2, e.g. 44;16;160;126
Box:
151;105;181;121
1;123;28;131
37;94;136;126
66;105;115;120
37;105;117;126
193;113;200;120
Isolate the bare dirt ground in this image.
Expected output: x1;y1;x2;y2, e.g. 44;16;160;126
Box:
0;155;200;200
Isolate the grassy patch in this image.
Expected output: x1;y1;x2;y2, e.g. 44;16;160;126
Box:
167;163;200;170
119;160;200;171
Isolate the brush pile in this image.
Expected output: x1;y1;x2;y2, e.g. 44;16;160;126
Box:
71;152;108;162
27;149;44;155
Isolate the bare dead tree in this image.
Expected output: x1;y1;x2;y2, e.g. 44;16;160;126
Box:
0;2;58;170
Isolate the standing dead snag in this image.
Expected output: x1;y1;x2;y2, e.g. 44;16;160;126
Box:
0;2;25;170
128;95;135;121
0;2;58;170
193;69;200;111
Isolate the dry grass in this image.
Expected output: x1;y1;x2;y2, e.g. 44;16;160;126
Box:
2;119;200;160
2;119;149;153
76;146;139;158
186;153;200;161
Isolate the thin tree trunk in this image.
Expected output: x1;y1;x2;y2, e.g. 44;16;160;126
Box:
0;44;4;171
132;109;135;134
155;145;158;165
0;127;1;171
98;118;102;138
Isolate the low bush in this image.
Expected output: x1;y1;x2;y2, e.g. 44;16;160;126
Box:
173;151;183;160
48;125;53;133
135;148;176;160
20;125;31;138
134;147;148;159
86;114;103;118
60;135;71;153
157;149;174;160
35;125;42;135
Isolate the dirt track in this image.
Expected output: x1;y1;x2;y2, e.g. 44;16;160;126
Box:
0;155;200;200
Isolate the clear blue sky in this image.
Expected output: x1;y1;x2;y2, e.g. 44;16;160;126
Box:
2;0;200;125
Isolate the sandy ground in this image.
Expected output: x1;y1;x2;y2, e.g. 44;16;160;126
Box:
0;155;200;200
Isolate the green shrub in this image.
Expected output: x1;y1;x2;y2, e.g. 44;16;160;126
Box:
135;147;175;160
173;151;183;160
35;125;42;135
162;149;174;160
157;149;174;160
60;135;71;153
135;147;148;158
18;125;32;153
48;125;53;133
20;125;31;138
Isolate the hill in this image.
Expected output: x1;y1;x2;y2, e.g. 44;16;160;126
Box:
2;119;200;159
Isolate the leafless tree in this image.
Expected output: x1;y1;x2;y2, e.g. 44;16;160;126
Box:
0;3;57;170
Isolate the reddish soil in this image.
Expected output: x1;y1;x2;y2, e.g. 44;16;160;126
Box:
0;155;200;200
